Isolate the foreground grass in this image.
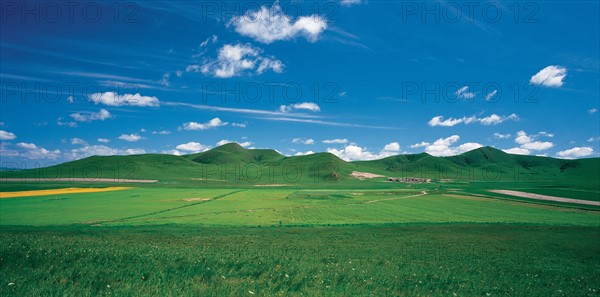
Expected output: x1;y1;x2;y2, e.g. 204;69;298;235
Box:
1;224;599;296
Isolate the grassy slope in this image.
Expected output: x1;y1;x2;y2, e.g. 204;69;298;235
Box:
1;145;598;194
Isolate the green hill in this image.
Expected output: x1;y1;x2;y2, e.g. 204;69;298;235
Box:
1;145;598;187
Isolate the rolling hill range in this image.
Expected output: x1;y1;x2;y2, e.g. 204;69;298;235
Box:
1;143;598;188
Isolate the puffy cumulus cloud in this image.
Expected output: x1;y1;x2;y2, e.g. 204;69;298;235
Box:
423;135;483;156
182;118;235;130
70;109;112;122
279;102;321;113
327;142;402;161
382;142;400;152
455;86;477;100
530;65;567;87
588;108;597;115
15;142;61;160
428;113;519;127
294;150;315;156
327;145;378;161
65;145;146;160
175;142;210;153
322;138;348;144
292;138;314;145
502;147;530;155
410;141;430;148
0;130;16;140
89;92;159;107
198;43;284;78
118;133;142;142
152;130;171;135
556;147;594;159
97;138;110;143
503;130;554;155
228;2;327;44
216;140;252;147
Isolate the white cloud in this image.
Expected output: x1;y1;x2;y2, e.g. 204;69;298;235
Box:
89;92;159;107
67;95;74;103
175;142;210;153
455;86;476;100
322;138;348;144
522;141;554;151
279;102;321;113
588;136;600;142
70;138;87;145
65;145;146;160
228;2;327;44
231;123;247;128
186;65;201;72
410;141;430;148
327;142;403;161
328;145;378;161
589;108;598;114
556;147;594;159
15;142;61;160
428;113;518;127
98;138;110;143
503;147;530;155
118;133;142;142
422;135;483;156
383;142;400;152
182;118;227;130
175;70;183;77
292;138;314;145
493;133;511;139
530;65;567;87
57;117;77;127
504;130;554;155
216;140;252;147
200;35;218;47
70;109;112;122
0;130;16;140
199;43;284;78
152;130;171;135
294;150;315;156
484;90;498;101
160;73;170;86
341;0;362;6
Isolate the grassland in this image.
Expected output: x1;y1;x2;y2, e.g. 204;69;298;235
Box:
1;144;599;296
1;225;599;296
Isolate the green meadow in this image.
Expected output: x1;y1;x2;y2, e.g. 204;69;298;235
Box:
1;144;599;296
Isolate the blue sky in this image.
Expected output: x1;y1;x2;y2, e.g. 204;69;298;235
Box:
1;0;599;167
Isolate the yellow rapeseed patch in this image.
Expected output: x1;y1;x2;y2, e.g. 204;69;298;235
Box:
0;187;132;199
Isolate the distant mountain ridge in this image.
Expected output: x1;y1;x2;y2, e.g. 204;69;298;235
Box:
1;143;598;186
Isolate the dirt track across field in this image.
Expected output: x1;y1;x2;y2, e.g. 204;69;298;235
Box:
489;190;600;206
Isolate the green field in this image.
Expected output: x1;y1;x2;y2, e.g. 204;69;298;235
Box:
1;145;599;296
